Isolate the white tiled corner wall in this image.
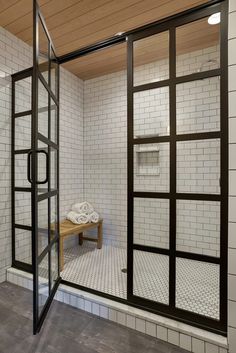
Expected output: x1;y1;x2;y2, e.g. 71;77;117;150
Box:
0;26;84;278
228;1;236;353
7;267;228;353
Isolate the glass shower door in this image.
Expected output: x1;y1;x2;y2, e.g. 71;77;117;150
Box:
32;0;60;334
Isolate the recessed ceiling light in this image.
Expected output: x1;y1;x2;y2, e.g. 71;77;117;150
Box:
208;12;221;25
115;32;124;36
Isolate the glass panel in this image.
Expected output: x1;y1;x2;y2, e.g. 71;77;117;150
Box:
133;31;169;86
15;228;31;264
134;198;169;249
15;192;31;226
50;148;57;190
50;47;58;98
50;196;58;241
176;258;219;319
51;242;59;290
177;139;220;194
176;200;220;257
15;115;31;150
176;16;220;77
176;77;220;134
133;251;169;304
134;87;169;138
38;199;48;255
37;142;49;194
38;79;49;138
134;142;169;192
38;18;49;84
15;77;32;113
50;100;57;144
38;253;49;316
15;153;31;188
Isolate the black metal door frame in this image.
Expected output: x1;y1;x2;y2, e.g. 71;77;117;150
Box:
31;0;60;334
127;0;228;335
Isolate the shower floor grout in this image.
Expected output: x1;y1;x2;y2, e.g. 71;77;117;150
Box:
61;241;219;320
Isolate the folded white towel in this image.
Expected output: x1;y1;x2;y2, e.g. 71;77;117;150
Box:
89;211;99;223
72;202;94;215
76;213;90;224
66;211;90;225
66;211;80;224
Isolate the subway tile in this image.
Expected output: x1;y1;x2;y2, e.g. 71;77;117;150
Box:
229;65;236;91
229;197;236;222
228;222;236;248
117;311;126;326
84;300;92;313
135;318;146;333
99;305;108;319
228;300;236;327
192;338;205;353
156;325;167;341
229;144;236;169
145;321;156;337
229;171;236;195
228;327;236;353
205;342;219;353
229;39;236;66
229;118;236;143
108;308;117;322
228;248;236;275
229;12;236;39
92;302;99;316
229;92;236;118
179;333;192;351
167;329;179;346
228;274;236;301
126;314;135;329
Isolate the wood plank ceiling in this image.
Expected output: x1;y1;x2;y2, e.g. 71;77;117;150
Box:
0;0;219;80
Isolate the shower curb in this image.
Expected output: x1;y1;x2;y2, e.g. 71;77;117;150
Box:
6;267;228;353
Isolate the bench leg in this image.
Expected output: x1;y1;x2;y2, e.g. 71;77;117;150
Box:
59;237;64;271
78;232;83;246
97;223;103;249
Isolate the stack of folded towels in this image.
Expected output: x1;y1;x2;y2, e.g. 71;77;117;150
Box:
66;201;99;225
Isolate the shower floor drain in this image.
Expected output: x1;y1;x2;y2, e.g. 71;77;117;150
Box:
121;268;127;273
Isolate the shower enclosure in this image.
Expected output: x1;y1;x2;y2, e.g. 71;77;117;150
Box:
11;0;228;336
11;1;60;334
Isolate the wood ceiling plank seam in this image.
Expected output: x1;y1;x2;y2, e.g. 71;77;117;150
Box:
12;0;85;36
0;0;34;27
52;0;170;46
55;0;208;55
55;0;208;54
0;0;20;14
14;0;113;42
5;0;51;30
43;0;146;41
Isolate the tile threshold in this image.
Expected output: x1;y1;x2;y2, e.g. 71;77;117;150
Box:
6;267;228;353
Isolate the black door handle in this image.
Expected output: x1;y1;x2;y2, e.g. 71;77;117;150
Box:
27;149;49;185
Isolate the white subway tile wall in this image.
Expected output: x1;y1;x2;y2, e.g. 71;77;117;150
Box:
228;2;236;353
0;26;83;280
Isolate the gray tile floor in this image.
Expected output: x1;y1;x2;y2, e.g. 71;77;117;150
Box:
0;282;188;353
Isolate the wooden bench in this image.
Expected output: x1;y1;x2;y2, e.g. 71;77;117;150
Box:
58;219;103;271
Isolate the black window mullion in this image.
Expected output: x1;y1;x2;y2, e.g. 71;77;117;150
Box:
169;27;176;309
127;36;134;301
